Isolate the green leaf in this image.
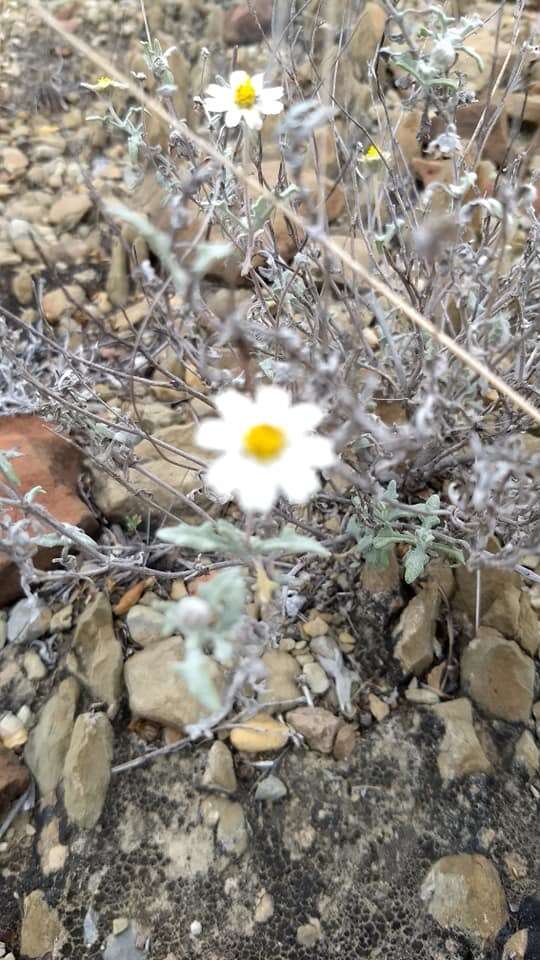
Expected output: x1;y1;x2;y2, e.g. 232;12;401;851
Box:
176;650;222;712
404;545;429;583
260;528;329;557
198;567;246;630
158;520;245;554
0;450;21;486
191;241;234;276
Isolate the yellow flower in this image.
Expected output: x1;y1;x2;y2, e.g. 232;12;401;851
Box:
364;144;382;161
81;76;128;93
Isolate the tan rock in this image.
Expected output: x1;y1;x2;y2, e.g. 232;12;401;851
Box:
303;661;329;696
106;236;130;306
229;713;289;753
42;284;85;323
349;2;386;73
254;891;274;923
393;585;439;675
514;730;539;777
0;744;30;815
201;795;248;856
461;629;535;722
258;650;300;712
12;268;34;305
202;741;237;795
302;615;329;638
63;713;113;829
48;191;92;229
361;550;401;594
517;593;540;657
482;585;521;638
20;890;66;958
25;677;79;796
69;593;123;706
125;605;166;647
332;723;357;761
286;706;341;754
37;818;68;876
421;854;508;941
432;698;492;782
2;146;28;177
502;929;528;959
125;637;225;730
453;562;520;623
368;693;390;722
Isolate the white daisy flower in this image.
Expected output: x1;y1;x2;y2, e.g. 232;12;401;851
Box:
196;386;335;513
203;70;284;131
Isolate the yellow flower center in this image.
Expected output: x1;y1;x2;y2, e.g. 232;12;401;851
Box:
233;77;257;110
96;76;113;89
243;423;286;461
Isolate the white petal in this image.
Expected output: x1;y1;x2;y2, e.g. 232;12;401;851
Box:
259;99;284;116
225;108;242;128
229;70;249;87
205;83;229;99
294;434;335;469
205;90;233;109
235;461;281;512
205;452;242;499
251;73;266;92
259;86;284;102
243;108;263;130
279;464;320;503
214;389;254;425
196;417;230;451
287;402;325;435
206;454;280;512
253;385;292;421
205;99;228;114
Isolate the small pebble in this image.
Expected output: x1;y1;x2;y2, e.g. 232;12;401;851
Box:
190;920;202;937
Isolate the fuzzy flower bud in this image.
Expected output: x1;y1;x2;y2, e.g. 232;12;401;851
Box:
429;39;457;72
175;595;213;630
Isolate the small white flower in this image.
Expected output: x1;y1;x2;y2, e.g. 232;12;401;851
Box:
196;386;335;513
203;70;284;131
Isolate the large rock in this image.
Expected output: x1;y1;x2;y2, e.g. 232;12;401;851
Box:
421;853;508;942
461;628;535;722
92;423;205;520
0;416;97;606
348;2;386;73
68;593;123;706
63;713;113;829
431;698;492;782
453;562;520;623
124;637;226;730
0;744;30;815
223;0;273;44
25;677;79;796
20;890;66;958
393;585;439;676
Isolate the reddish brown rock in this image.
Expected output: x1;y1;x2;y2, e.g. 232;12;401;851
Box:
0;745;30;815
223;0;273;45
286;706;342;754
0;416;97;606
